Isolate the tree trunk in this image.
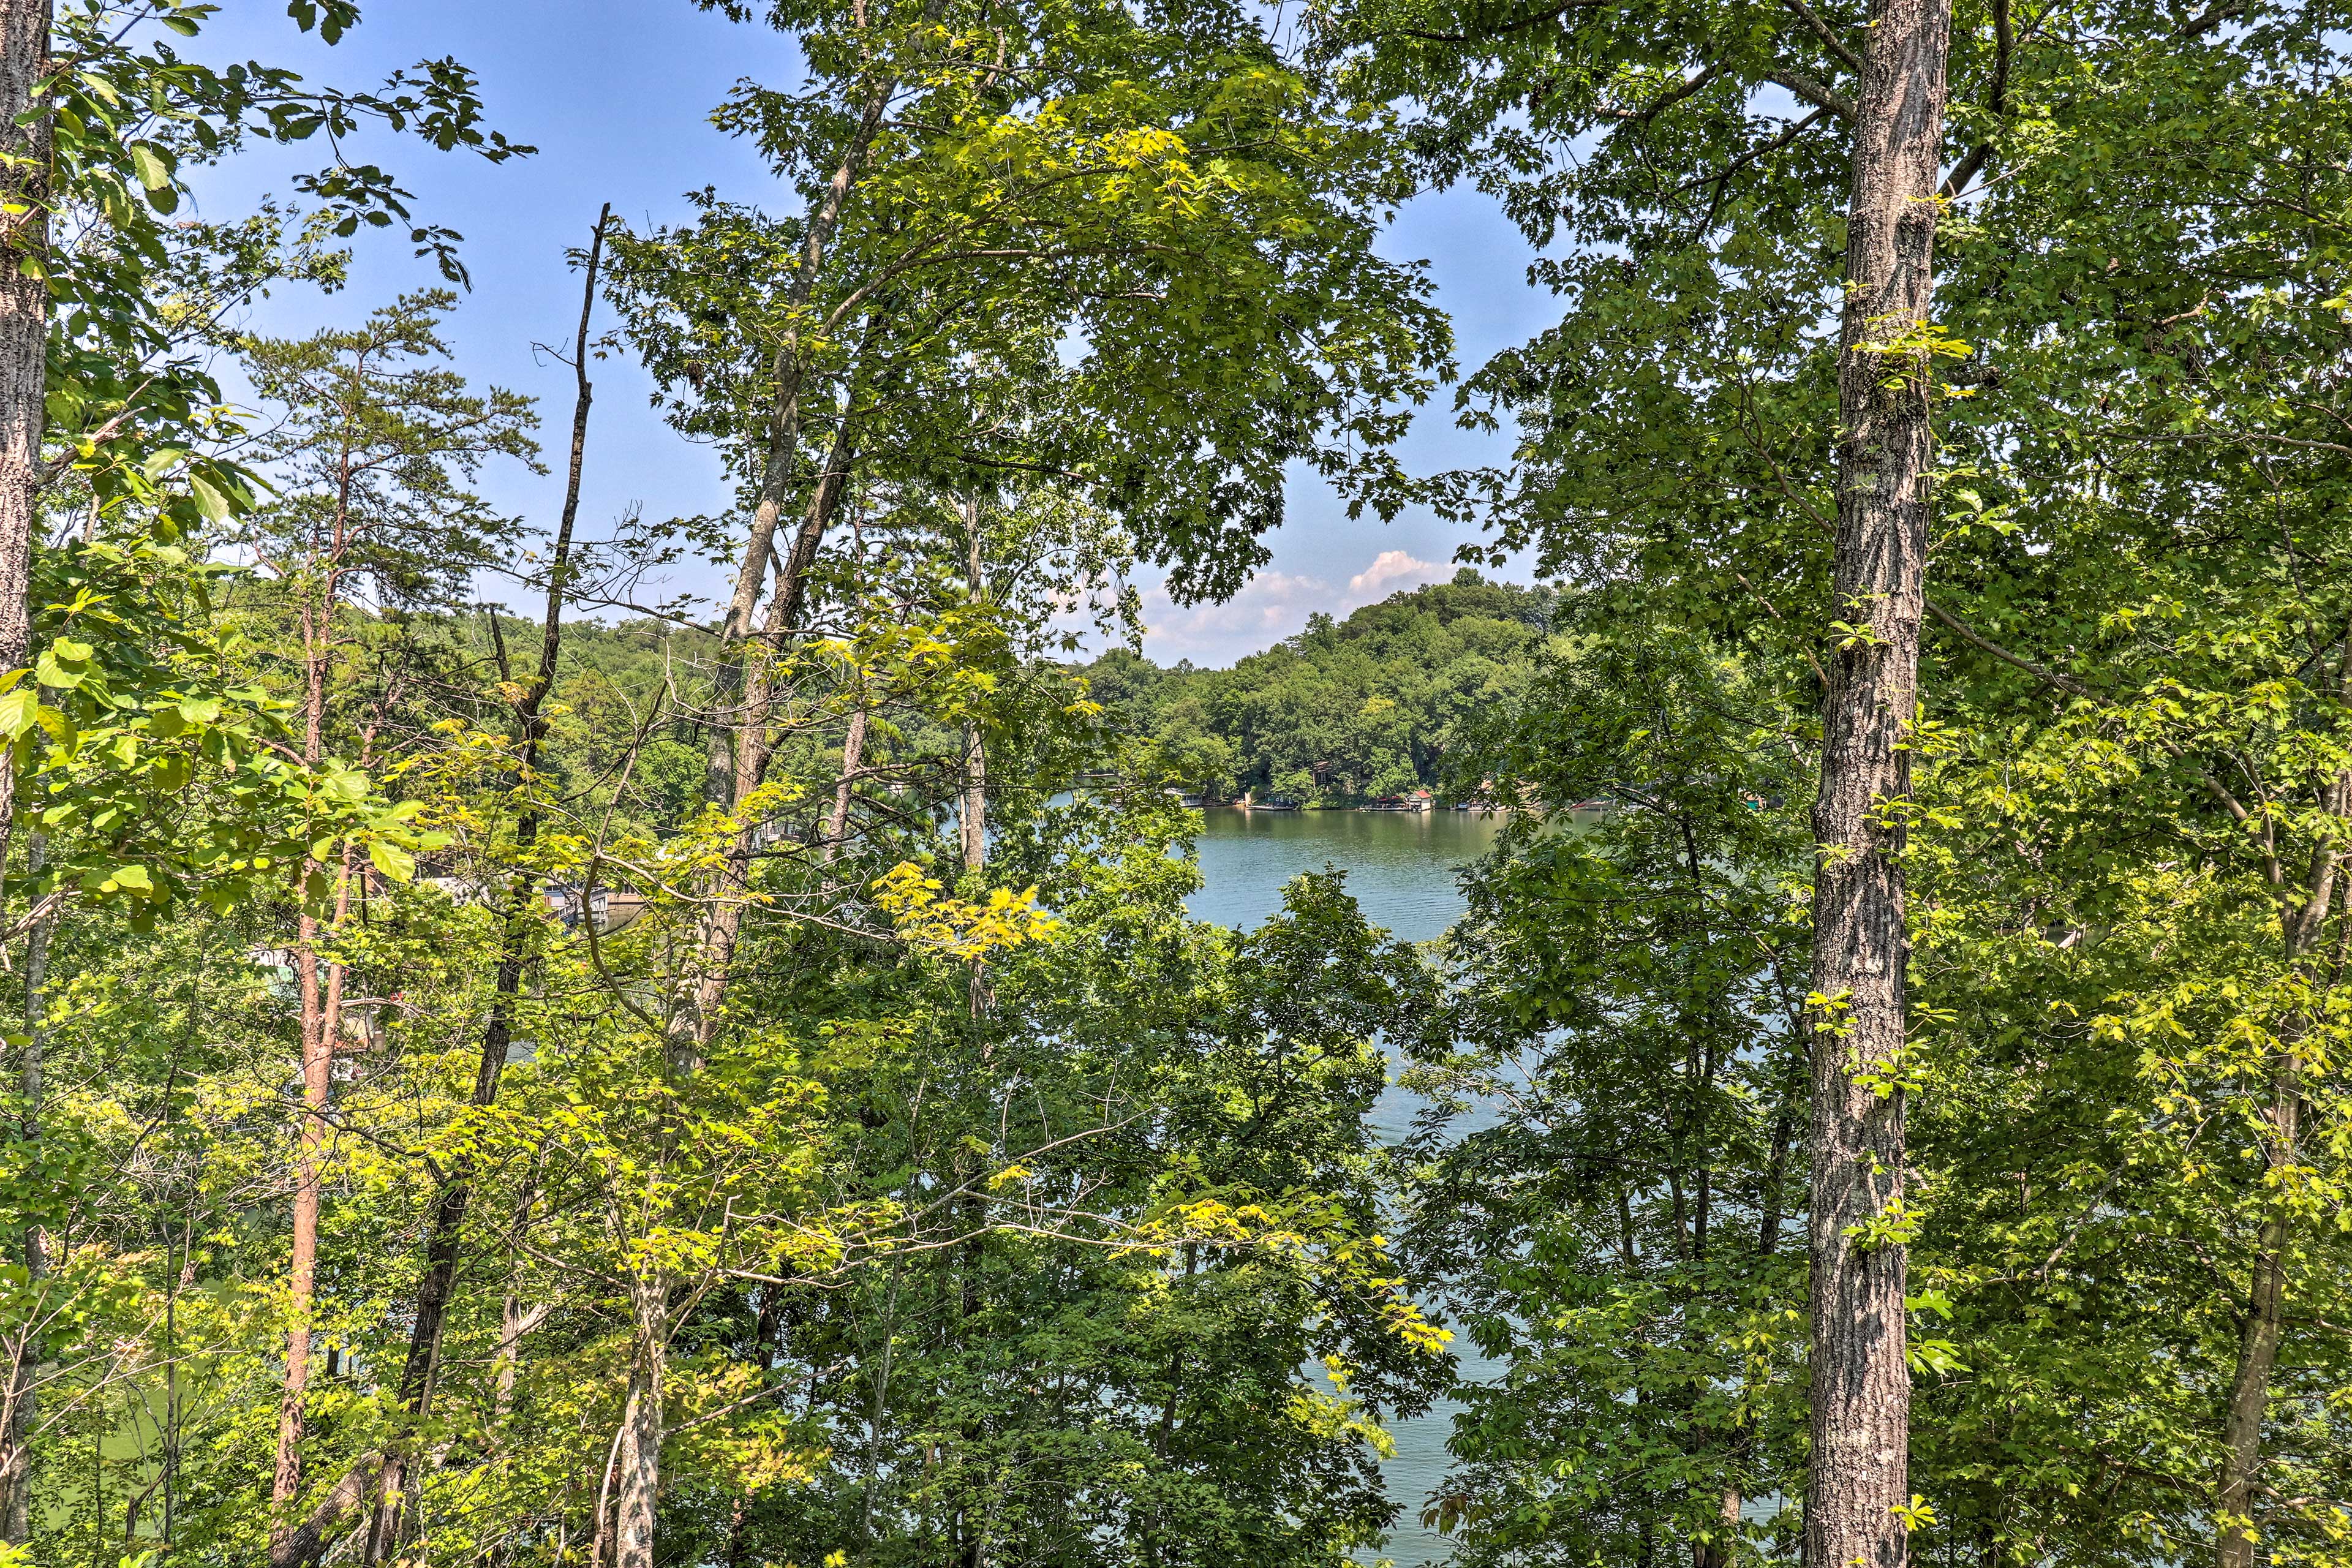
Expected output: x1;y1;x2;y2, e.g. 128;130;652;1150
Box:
709;0;946;655
1804;0;1950;1561
2215;1050;2298;1568
271;873;341;1559
0;0;50;900
1697;1486;1743;1568
676;414;860;1054
2211;755;2344;1567
822;513;870;868
825;703;867;864
960;499;987;877
612;1276;668;1568
0;0;51;1515
703;9;940;816
0;836;50;1542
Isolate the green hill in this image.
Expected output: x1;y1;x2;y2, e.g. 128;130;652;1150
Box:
1083;568;1553;802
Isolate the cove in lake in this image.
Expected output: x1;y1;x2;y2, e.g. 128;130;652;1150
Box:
1182;806;1509;1567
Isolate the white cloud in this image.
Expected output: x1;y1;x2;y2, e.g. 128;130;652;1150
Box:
1347;549;1449;597
1133;549;1464;666
1139;570;1332;664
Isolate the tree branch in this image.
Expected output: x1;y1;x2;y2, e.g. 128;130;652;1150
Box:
1767;67;1855;123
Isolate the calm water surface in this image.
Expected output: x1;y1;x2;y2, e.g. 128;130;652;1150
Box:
1183;806;1509;1568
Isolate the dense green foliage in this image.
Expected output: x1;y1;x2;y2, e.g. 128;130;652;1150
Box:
1;0;2350;1564
1083;570;1552;802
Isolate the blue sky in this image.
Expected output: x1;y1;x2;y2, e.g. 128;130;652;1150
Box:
189;1;1555;665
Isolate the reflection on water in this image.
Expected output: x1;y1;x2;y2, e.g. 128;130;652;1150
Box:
1182;806;1512;1568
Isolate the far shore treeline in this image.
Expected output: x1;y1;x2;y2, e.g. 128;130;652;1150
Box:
1082;570;1554;805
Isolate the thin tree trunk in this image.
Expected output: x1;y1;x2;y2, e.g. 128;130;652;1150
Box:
271;828;347;1559
612;1276;668;1568
676;414;860;1054
2216;1047;2299;1568
0;835;50;1542
282;206;611;1568
821;507;870;869
2212;755;2346;1566
704;6;941;816
710;0;946;655
960;499;987;878
1701;1041;1804;1568
1804;0;1950;1561
0;40;50;1517
858;1254;903;1552
493;1180;546;1436
826;703;868;865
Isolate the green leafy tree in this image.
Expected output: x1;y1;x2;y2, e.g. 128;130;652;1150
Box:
1409;608;1818;1566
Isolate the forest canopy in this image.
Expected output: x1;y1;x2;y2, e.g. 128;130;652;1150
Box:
1082;570;1554;803
0;0;2344;1567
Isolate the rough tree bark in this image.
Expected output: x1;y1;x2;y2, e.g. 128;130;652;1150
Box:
0;3;53;1533
0;0;49;891
611;1276;669;1568
1804;0;1950;1562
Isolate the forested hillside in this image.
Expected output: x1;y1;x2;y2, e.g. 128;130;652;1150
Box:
1083;571;1553;802
0;1;2346;1567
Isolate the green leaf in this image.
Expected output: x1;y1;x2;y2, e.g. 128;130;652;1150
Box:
366;839;417;882
0;689;36;740
187;473;235;524
34;649;87;690
126;142;173;193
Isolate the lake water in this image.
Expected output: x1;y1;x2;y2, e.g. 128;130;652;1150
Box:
1183;806;1509;1568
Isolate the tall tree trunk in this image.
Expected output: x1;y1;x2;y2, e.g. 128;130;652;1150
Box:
271;832;344;1559
612;1276;668;1568
279;206;612;1568
0;0;50;899
704;6;941;816
2215;1041;2301;1568
0;3;50;1536
1805;0;1950;1562
710;0;946;654
2212;756;2344;1567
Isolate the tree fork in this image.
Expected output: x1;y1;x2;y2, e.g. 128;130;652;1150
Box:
1804;0;1950;1561
706;0;946;802
676;412;861;1053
